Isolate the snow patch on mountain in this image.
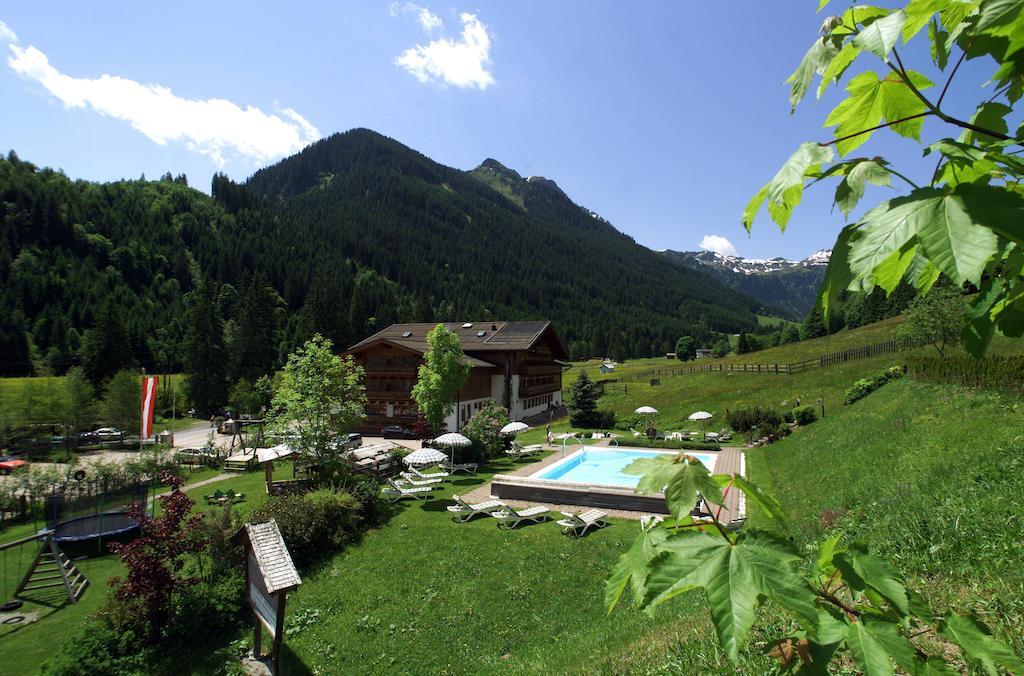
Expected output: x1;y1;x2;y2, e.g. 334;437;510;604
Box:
682;249;831;275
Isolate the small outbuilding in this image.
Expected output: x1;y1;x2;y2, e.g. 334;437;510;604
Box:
695;348;714;359
599;362;616;374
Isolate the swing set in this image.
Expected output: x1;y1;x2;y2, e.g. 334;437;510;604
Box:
1;530;87;612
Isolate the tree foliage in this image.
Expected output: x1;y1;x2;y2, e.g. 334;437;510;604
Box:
567;371;601;428
606;454;1024;672
411;324;470;435
270;334;366;460
745;0;1024;357
674;336;696;361
101;370;141;438
897;283;966;357
461;402;511;460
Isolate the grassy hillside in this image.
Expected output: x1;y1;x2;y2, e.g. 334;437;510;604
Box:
752;379;1024;657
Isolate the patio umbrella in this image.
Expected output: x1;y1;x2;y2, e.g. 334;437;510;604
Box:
688;411;713;439
402;447;448;467
635;405;659;430
500;421;529;435
433;432;472;467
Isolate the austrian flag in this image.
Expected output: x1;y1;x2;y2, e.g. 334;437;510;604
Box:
141;376;158;440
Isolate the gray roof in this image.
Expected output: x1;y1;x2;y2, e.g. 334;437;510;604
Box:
243;519;301;594
348;321;565;358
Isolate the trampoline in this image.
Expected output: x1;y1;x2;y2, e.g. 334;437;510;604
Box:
51;511;141;543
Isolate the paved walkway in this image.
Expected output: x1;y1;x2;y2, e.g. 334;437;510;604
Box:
463;444;746;523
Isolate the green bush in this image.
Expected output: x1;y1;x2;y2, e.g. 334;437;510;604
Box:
462;402;510;461
728;406;783;433
844;365;904;405
792;405;817;426
250;489;362;567
907;355;1024;393
616;438;722;451
783;410;795;424
42;621;148;675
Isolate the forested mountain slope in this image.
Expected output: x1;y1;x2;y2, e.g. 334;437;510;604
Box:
1;129;765;377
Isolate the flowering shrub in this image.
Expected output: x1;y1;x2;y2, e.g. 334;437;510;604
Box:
461;403;511;461
250;489;361;567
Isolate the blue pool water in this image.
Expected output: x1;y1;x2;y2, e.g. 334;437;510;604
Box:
533;449;717;488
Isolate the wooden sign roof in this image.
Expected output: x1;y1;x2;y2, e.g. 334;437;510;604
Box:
239;519;301;594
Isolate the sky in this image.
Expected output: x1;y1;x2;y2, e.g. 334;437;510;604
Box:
0;2;1004;259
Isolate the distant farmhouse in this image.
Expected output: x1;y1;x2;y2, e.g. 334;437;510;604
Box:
347;321;568;434
695;348;714;359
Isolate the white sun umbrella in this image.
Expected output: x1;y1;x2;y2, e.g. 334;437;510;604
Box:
635;405;659;430
688;411;714;438
500;421;529;435
403;447;448;467
433;432;472;467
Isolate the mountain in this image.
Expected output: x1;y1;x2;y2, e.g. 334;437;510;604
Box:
0;129;766;377
660;249;831;320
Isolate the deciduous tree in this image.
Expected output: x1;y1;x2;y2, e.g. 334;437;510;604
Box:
898;284;965;357
411;324;470;435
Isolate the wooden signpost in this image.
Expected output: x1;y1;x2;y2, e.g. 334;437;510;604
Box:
234;519;301;674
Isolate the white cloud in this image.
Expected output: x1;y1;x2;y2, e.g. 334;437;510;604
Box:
699;235;737;257
0;20;17;43
395;12;494;90
392;3;443;32
7;44;319;166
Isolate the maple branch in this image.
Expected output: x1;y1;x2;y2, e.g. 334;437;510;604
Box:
818;113;932;148
937;45;970;108
886;49;1014;143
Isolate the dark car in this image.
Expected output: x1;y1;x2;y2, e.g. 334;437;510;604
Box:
381;425;416;439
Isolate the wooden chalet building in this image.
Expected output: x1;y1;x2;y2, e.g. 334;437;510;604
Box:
346;321;568;434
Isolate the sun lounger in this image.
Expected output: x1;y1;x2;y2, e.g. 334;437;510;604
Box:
399;472;444;487
490;505;549;528
410;466;449;480
382;478;433;502
557;509;609;537
441;458;478;474
506;443;544;459
447;494;506;522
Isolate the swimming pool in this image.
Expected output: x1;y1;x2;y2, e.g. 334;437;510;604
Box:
531;449;717;488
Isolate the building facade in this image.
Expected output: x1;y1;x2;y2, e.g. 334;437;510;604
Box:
347;321;568;434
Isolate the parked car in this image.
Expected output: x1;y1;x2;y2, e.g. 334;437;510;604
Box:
381;425;416;439
92;427;124;441
0;456;28;475
339;432;362;450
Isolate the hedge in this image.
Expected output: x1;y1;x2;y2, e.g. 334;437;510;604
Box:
907;355;1024;393
615;438;722;451
844;365;904;405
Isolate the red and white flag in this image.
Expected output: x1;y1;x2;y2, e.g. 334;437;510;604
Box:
141;376;159;440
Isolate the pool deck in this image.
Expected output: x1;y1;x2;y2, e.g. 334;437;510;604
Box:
463;444;747;525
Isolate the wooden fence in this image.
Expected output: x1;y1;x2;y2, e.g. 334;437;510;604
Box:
609;337;921;383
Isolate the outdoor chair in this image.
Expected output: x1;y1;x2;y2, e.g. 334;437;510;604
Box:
382;479;433;502
506;442;544;459
440;458;478;474
490;505;549;528
398;472;444;487
410;465;449;481
717;429;733;442
557;509;609;537
447;495;506;522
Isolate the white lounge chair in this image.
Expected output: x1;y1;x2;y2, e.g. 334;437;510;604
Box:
399;472;444;487
557;509;609;537
441;458;478;474
506;442;544;459
447;494;506;522
490;505;549;528
410;466;449;480
382;479;433;502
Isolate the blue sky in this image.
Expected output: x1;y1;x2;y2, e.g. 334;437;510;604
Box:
0;2;1002;259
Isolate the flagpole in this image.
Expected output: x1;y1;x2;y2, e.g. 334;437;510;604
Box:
140;369;146;452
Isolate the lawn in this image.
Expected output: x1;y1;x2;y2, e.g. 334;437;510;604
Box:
751;378;1024;656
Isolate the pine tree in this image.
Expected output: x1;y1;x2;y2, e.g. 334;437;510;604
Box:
183;276;229;416
736;332;751;355
230;272;284;382
79;302;134;388
567;371;600;428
